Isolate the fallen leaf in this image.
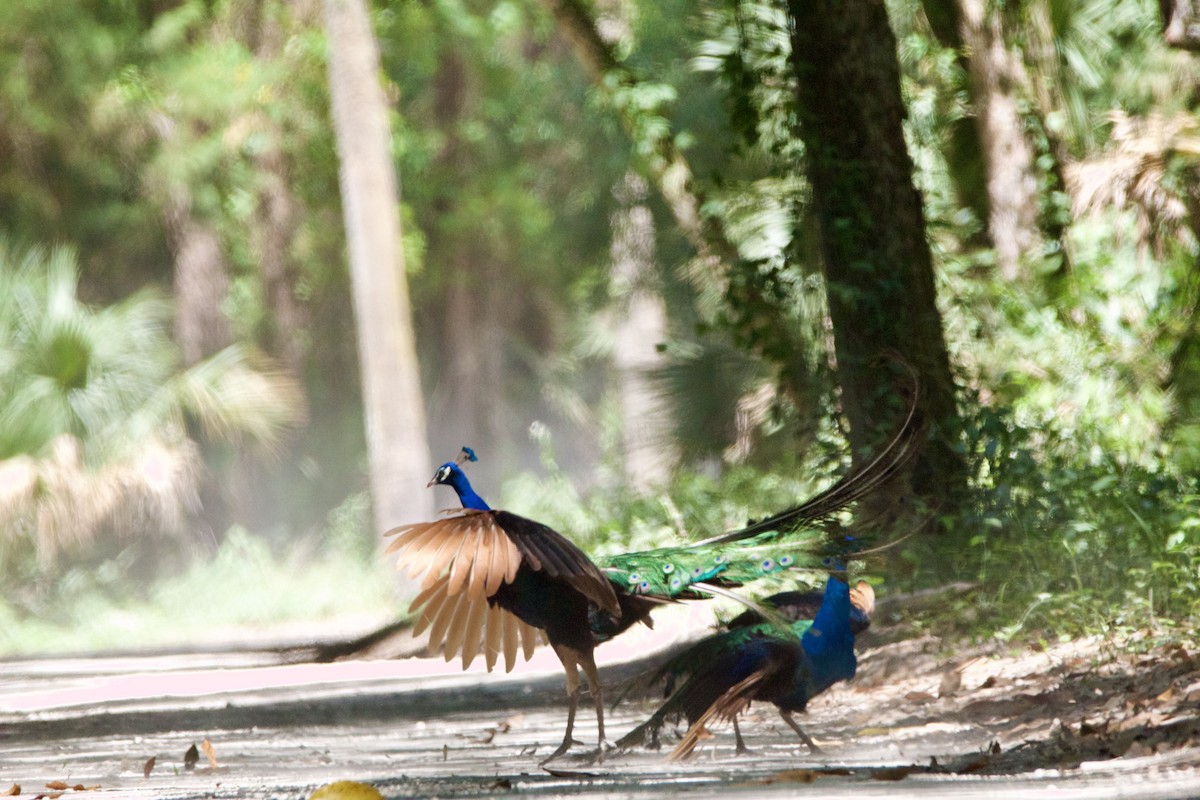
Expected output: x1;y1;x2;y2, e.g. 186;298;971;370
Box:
1156;686;1175;703
201;738;219;769
143;756;157;778
904;691;935;703
184;743;200;771
45;782;70;791
0;784;18;796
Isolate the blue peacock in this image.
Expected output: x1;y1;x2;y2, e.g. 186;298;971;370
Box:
614;575;874;758
384;411;917;764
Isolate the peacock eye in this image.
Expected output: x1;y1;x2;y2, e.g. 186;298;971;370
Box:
662;564;675;574
760;559;775;571
779;555;793;566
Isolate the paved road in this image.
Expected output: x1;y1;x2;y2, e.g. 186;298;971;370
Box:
2;613;1199;799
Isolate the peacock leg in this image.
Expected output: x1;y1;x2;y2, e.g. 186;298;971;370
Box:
578;649;613;757
779;710;821;753
733;716;753;756
541;645;584;765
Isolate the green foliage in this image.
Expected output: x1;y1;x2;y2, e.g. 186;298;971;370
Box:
0;243;302;581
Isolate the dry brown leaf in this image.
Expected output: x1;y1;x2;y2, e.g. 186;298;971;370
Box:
45;782;70;791
184;743;200;771
143;756;156;779
0;784;18;797
201;738;218;769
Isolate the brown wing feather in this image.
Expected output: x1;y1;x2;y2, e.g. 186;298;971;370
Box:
425;589;466;656
502;609;520;671
484;603;504;672
669;670;770;760
386;511;523;601
410;580;448;638
459;592;488;668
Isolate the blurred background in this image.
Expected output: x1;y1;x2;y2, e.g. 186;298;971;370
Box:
2;0;1199;656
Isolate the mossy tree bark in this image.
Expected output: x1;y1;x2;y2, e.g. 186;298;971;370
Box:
786;0;966;507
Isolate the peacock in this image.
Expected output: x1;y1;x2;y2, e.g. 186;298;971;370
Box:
615;575;874;758
383;412;917;764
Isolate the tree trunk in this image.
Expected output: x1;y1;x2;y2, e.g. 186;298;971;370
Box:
323;0;432;531
957;0;1042;280
1162;0;1200;49
786;0;965;505
609;172;674;486
165;193;233;367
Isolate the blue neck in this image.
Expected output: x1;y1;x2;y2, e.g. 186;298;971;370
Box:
441;462;491;510
800;576;857;693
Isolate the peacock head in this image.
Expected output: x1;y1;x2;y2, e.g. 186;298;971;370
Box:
426;447;490;510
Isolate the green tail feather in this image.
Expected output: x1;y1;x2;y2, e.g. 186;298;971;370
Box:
600;530;832;598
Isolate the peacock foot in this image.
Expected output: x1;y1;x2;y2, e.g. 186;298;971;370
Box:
538;737;585;766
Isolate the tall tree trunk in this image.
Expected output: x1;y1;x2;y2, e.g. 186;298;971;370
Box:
787;0;965;504
165;193;233;367
1162;0;1200;49
323;0;432;531
609;172;674;486
957;0;1042;280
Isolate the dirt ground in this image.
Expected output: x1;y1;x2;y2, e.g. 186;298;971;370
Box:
2;603;1200;799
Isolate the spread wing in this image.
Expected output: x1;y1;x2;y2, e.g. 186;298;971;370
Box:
386;508;620;615
409;575;547;672
384;509;521;599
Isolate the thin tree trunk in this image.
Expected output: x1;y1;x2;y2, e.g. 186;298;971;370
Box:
609;172;674;486
957;0;1042;280
324;0;432;531
787;0;966;505
165;194;233;367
